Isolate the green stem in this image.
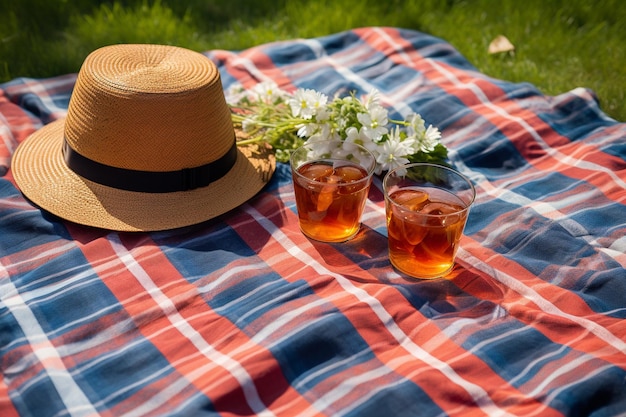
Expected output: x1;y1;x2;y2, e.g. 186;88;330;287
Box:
236;136;264;146
388;118;409;126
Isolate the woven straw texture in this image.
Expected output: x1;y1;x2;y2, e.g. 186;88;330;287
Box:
66;44;234;171
12;44;275;231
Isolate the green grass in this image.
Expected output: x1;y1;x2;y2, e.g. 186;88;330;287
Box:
1;0;624;121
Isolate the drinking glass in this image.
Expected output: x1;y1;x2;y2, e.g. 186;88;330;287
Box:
383;163;475;279
290;140;376;242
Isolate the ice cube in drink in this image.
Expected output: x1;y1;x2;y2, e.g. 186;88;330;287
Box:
386;187;468;278
293;160;372;242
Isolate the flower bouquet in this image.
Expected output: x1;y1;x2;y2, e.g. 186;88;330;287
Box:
227;81;448;175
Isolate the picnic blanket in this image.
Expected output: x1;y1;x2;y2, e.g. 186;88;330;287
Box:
1;27;625;417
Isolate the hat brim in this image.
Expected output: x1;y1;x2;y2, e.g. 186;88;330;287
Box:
12;119;276;232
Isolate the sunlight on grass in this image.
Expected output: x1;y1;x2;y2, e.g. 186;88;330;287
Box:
64;1;207;56
1;0;624;120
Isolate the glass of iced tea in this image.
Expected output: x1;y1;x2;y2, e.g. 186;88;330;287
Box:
290;140;376;242
383;163;475;279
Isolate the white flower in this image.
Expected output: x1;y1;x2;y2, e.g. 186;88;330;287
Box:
224;83;247;105
374;127;415;175
289;88;328;119
363;88;381;110
419;125;442;153
345;126;379;158
252;81;285;103
300;122;334;142
406;112;442;153
407;113;426;137
335;113;348;131
314;106;331;123
304;138;347;160
241;116;257;132
297;122;315;138
229;85;447;168
357;105;388;140
344;126;369;147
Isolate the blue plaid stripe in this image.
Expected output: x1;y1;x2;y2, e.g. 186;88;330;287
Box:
1;27;625;416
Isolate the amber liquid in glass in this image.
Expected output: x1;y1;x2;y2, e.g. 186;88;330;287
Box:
293;160;371;242
386;187;468;278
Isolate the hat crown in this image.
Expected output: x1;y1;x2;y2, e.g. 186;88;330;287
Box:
64;44;234;172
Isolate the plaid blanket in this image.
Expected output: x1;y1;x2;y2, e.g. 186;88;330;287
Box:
1;27;625;417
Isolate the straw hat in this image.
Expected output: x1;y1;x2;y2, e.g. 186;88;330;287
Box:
12;44;275;232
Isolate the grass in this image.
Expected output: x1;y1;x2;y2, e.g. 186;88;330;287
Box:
1;0;624;121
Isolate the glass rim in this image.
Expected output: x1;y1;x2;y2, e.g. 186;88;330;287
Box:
290;140;377;184
383;162;476;216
